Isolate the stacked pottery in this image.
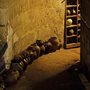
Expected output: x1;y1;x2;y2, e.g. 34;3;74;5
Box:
31;43;41;58
11;60;24;74
26;46;37;61
44;41;52;54
72;9;76;15
67;9;71;15
20;51;30;59
5;37;62;85
69;29;74;35
36;40;45;56
48;37;60;52
3;69;20;85
20;51;31;65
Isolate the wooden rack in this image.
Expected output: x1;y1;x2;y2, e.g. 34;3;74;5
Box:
64;0;81;49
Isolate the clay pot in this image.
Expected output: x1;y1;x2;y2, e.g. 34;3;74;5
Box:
11;62;24;74
40;45;45;55
36;40;44;46
27;46;34;51
31;43;41;58
48;37;60;51
66;19;73;26
22;58;30;66
19;61;27;71
12;55;23;63
19;61;25;68
4;69;20;85
26;57;31;64
72;9;76;14
67;9;71;15
58;43;62;50
48;37;59;45
36;40;45;55
27;46;38;60
69;29;74;35
44;41;52;54
20;50;30;59
27;50;37;61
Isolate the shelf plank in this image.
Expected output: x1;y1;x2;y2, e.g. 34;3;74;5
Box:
78;18;81;20
66;5;77;8
78;29;81;31
78;4;80;7
78;10;80;12
67;35;77;38
66;42;80;48
66;25;77;28
66;15;77;18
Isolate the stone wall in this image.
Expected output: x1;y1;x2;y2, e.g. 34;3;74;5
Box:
0;0;65;64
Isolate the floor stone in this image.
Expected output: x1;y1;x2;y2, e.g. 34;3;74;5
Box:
6;48;83;90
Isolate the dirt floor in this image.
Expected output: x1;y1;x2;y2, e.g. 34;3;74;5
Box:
6;48;86;90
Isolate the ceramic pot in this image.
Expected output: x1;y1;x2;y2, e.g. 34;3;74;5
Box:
44;41;52;54
48;37;60;51
66;19;73;26
36;40;45;55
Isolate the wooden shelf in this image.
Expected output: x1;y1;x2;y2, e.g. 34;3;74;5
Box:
78;10;80;12
78;29;80;31
66;15;77;18
77;14;80;20
78;4;80;7
67;34;77;38
66;5;77;8
66;25;77;28
78;18;81;20
64;0;81;49
66;42;80;48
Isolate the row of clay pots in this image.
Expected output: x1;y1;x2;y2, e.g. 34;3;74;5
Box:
3;37;62;85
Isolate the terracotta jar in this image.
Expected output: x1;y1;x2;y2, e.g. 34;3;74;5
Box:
66;18;73;26
12;55;23;63
23;58;30;66
36;40;45;55
31;43;41;58
4;69;20;85
67;9;71;15
72;9;76;15
44;41;52;54
11;62;24;74
26;46;38;60
69;29;74;35
48;37;60;51
20;50;30;59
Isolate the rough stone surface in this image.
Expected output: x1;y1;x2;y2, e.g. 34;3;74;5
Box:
0;0;65;63
7;0;65;55
4;23;13;69
6;48;80;90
